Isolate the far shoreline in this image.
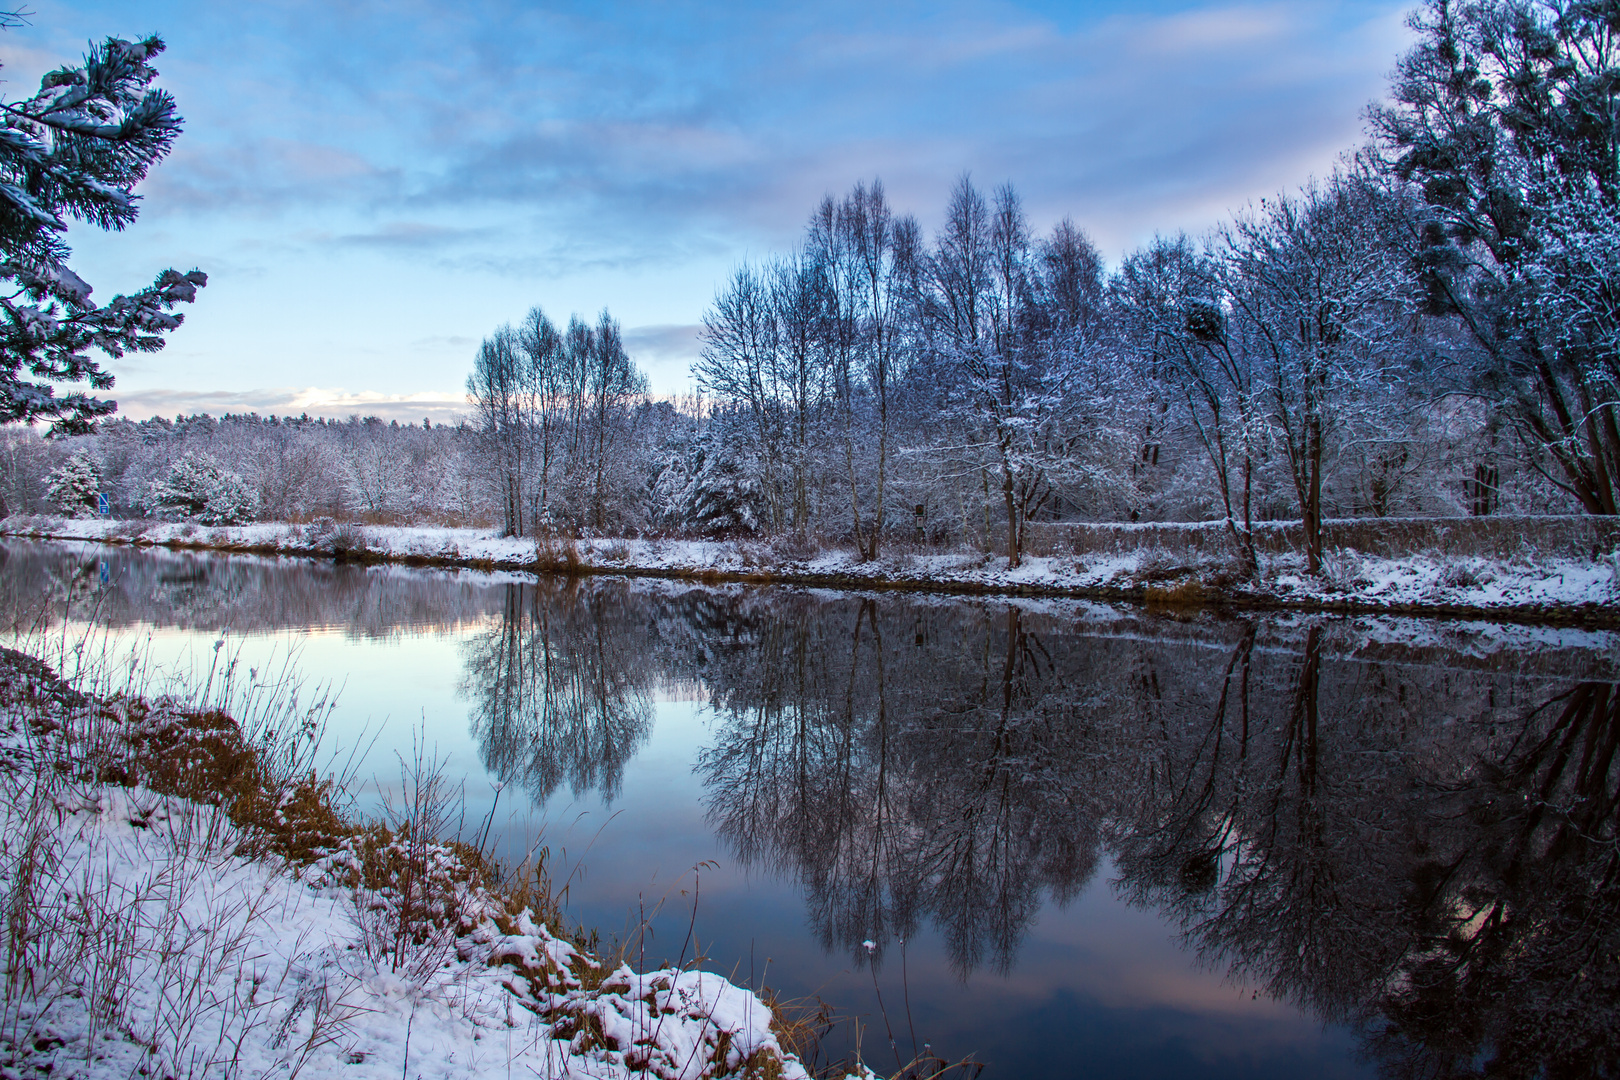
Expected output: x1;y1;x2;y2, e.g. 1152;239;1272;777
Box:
4;514;1618;629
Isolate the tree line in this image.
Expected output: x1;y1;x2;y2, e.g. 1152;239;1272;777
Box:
8;1;1618;573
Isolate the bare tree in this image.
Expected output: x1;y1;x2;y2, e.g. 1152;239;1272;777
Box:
466;326;530;536
1114;235;1265;571
1220;173;1424;572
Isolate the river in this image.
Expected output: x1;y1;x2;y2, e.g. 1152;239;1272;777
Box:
3;538;1614;1079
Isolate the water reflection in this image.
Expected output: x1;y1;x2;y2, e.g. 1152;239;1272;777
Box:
0;540;503;636
693;598;1620;1077
461;582;655;802
3;539;1616;1076
700;601;1105;976
1107;631;1620;1078
458;576;1620;1074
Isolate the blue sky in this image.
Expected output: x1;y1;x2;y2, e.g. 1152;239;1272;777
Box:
0;0;1412;420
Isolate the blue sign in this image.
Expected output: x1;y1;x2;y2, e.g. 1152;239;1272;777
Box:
98;561;108;585
96;492;109;516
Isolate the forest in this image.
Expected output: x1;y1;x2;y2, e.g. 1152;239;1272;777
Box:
6;1;1620;576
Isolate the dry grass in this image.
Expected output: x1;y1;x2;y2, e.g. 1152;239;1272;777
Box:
535;535;583;573
4;635;352;868
0;645;366;1080
767;534;821;562
1141;579;1211;606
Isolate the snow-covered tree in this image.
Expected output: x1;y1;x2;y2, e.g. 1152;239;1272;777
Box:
1372;0;1620;515
469;307;649;536
804;180;918;558
916;179;1123;565
143;451;255;524
649;410;770;535
341;418;416;520
1217;172;1426;572
1114;235;1268;569
0;32;205;433
43;449;98;517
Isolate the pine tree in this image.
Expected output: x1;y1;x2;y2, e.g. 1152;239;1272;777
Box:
43;449;98;517
652;412;770;535
144;451;256;525
0;29;206;434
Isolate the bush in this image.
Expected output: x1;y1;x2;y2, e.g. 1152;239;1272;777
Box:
43;450;100;517
143;451;258;525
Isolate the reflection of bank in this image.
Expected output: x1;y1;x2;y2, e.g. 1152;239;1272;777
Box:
0;538;508;637
461;580;655;804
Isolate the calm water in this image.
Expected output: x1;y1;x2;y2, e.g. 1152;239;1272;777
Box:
3;538;1616;1079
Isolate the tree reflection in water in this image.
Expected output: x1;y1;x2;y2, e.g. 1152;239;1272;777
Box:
461;580;655;803
690;595;1619;1078
699;600;1107;975
1109;628;1620;1078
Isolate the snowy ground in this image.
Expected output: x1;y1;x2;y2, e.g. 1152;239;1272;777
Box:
4;515;1619;620
0;646;862;1080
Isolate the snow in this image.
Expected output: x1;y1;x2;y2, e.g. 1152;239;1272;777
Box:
0;651;859;1080
2;515;1616;620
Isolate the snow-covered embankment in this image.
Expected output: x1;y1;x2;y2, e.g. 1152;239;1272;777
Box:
4;514;1619;622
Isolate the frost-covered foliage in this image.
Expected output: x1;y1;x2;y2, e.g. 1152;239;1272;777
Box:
43;449;98;517
0;33;205;434
467;308;651;537
690;173;1581;564
647;409;770;534
143;450;256;524
2;413;486;527
1371;0;1620;517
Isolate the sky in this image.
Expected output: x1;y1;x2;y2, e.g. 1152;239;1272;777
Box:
0;0;1414;422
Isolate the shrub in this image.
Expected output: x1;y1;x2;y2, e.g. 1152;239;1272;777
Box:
43;450;100;517
143;451;258;525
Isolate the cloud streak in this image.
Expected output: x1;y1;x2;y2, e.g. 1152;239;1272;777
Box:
114;386;469;424
31;0;1411;255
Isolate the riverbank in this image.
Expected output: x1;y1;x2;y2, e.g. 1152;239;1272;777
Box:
0;640;859;1080
4;514;1618;625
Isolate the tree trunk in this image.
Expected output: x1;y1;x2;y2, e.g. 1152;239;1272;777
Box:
1304;409;1323;574
1002;453;1020;570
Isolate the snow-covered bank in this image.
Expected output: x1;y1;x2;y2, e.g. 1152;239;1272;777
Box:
0;646;863;1080
5;515;1619;623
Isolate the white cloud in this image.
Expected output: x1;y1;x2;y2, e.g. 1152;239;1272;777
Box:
114;386;470;424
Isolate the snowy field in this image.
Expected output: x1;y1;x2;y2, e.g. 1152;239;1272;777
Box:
3;514;1618;620
0;646;863;1080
